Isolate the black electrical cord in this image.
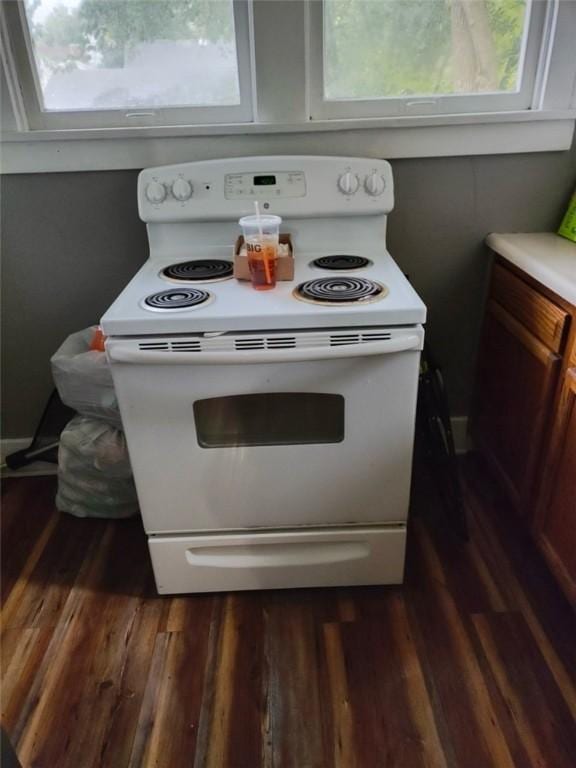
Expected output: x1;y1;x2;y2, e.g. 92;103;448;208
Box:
2;389;72;471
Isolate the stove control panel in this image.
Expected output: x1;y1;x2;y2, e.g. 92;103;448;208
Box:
224;171;306;200
138;156;394;222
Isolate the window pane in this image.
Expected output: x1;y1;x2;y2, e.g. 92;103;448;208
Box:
324;0;530;100
194;393;345;448
23;0;241;110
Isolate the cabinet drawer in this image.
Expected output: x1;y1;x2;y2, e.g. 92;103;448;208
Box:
491;263;568;353
148;526;406;594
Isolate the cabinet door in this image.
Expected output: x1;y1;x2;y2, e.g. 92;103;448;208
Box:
535;368;576;606
472;300;561;512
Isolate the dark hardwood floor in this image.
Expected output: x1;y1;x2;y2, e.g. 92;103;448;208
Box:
1;459;575;768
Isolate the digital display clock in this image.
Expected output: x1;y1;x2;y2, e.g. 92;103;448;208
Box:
224;171;306;199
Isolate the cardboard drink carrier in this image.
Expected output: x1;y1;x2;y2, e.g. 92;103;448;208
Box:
234;234;294;281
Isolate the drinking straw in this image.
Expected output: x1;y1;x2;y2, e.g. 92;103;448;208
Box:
254;200;272;285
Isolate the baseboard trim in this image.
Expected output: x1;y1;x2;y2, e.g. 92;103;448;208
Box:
1;438;58;477
450;417;470;455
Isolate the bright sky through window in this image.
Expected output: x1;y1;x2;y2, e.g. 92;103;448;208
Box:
23;0;241;111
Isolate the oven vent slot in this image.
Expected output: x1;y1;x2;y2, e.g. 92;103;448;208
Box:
330;334;361;346
235;338;266;350
330;331;392;347
170;340;203;352
234;336;298;351
139;342;170;351
361;332;392;342
266;337;297;349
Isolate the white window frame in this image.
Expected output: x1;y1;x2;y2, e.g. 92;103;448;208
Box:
2;0;254;129
309;0;548;119
1;0;575;173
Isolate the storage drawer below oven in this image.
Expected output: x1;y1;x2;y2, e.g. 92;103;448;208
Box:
148;526;406;594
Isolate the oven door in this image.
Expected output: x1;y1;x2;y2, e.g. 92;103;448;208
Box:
107;327;423;534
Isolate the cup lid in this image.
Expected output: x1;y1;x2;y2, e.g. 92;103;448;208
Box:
238;214;282;227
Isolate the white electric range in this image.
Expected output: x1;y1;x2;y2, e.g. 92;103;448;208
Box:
101;156;426;595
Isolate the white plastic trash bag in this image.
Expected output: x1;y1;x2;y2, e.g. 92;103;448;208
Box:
51;327;121;427
56;416;139;519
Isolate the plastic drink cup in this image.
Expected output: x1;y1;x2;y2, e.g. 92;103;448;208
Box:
239;214;282;290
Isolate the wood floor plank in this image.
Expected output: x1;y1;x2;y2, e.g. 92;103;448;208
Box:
13;532;116;766
406;521;516;768
337;596;357;622
99;593;171;767
52;524;160;768
410;471;508;614
387;594;448;768
467;540;508;612
195;594;267;768
1;628;31;679
463;469;576;720
263;596;326;768
0;627;53;735
342;619;430;768
2;513;106;631
14;518;153;768
1;512;60;628
8;521;111;751
128;632;171;768
465;458;576;652
322;622;357;768
131;597;214;768
331;587;448;768
192;596;225;768
1;478;58;606
202;595;238;768
473;612;576;768
226;595;266;767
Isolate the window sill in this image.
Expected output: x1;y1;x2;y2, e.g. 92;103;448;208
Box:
1;110;574;174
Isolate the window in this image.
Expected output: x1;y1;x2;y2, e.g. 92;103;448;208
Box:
3;0;253;128
1;0;575;170
310;0;549;118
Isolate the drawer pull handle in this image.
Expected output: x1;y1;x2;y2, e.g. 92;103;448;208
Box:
185;542;369;569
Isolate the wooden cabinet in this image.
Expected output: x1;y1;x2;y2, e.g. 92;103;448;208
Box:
534;366;576;605
472;257;576;606
472;266;565;514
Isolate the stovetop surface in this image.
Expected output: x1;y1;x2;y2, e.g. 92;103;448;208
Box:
101;243;426;336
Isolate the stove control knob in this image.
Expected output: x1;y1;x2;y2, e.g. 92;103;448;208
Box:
145;181;167;204
364;172;386;197
171;178;193;201
337;171;359;196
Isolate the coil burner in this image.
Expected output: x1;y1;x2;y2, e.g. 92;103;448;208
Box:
293;277;387;306
311;255;372;271
143;289;212;311
161;259;233;283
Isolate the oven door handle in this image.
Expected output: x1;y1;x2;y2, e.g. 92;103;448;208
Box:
106;334;421;364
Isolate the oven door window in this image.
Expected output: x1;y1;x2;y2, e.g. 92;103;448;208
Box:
193;393;344;448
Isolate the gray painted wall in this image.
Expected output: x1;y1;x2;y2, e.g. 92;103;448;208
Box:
2;144;575;439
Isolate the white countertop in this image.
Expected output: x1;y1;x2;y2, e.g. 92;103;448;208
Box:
486;232;576;307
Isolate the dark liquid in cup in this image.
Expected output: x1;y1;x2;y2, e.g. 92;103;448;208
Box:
248;243;278;290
